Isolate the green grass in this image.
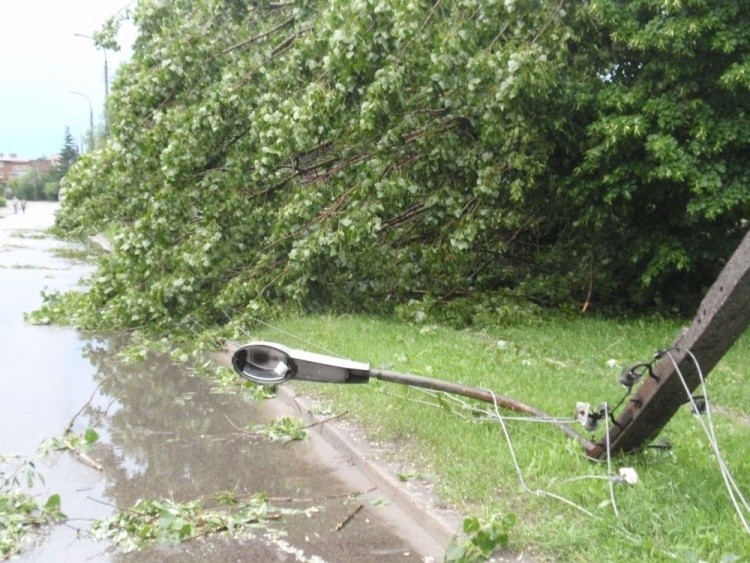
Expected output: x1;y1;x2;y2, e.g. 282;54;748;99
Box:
239;313;750;561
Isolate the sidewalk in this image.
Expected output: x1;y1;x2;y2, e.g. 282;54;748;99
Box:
0;200;59;229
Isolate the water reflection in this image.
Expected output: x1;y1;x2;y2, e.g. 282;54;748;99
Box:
78;336;317;502
72;336;425;562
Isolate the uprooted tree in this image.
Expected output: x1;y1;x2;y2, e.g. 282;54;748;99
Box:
53;0;750;333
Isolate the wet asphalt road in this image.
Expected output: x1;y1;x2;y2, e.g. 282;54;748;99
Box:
0;202;443;562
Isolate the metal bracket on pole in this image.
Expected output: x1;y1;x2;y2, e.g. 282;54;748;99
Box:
589;229;750;458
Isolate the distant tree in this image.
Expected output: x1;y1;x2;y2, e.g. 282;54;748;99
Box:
54;127;80;180
44;182;61;200
10;168;44;200
45;127;81;200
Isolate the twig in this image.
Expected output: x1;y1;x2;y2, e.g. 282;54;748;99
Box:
532;0;565;44
303;411;349;430
63;438;103;472
268;486;376;504
1;456;33;490
86;496;121;510
403;117;464;144
281;410;350;445
270;27;311;57
90;393;123;428
487;22;511;51
582;245;595;313
419;0;442;33
65;376;110;435
335;503;364;532
223;413;248;433
223;15;296;54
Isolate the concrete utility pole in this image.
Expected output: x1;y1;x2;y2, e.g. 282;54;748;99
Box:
589;229;750;458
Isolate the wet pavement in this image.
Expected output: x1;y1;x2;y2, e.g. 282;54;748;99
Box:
0;203;444;561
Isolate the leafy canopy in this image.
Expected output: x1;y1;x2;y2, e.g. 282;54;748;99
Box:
54;0;750;333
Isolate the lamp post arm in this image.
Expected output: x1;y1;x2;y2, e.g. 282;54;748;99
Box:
74;32;109;133
371;369;595;452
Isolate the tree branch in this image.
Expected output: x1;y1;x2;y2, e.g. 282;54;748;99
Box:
223;15;296;54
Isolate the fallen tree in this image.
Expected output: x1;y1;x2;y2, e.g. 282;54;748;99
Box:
54;0;750;333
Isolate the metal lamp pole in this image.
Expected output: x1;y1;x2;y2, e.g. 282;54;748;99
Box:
227;342;596;453
74;33;109;133
69;91;94;152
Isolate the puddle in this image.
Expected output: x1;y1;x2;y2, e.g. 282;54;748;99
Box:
1;204;440;562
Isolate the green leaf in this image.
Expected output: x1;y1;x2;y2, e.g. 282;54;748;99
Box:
42;493;65;519
463;516;481;534
443;542;466;563
43;494;61;512
84;428;100;444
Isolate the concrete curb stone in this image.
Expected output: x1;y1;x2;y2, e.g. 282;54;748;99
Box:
275;383;463;551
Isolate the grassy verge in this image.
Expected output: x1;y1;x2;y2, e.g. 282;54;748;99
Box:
241;313;750;561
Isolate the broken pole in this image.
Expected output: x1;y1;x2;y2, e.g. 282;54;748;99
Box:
589;229;750;458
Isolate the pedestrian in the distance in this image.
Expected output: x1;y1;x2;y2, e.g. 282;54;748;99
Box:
12;196;18;214
21;200;27;214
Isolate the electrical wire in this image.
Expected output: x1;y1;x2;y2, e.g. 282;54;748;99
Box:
684;350;750;512
608;386;632;418
685;349;750;516
412;386;578;424
603;404;619;518
485;389;597;519
382;382;619;519
247;314;344;358
665;350;750;533
379;386;473;417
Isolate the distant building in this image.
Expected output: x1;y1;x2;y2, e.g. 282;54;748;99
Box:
0;153;53;185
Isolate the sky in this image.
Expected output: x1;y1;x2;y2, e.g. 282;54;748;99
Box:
0;0;138;159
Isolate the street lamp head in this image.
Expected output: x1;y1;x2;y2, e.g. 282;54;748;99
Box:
232;342;371;385
69;91;92;106
74;31;110;112
69;91;95;152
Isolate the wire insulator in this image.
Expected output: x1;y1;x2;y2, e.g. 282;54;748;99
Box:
620;362;660;388
689;395;707;415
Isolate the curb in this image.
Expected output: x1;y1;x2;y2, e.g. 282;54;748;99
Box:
88;234;113;252
275;384;463;551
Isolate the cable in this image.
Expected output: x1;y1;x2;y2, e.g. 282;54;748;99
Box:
246;315;343;358
684;350;750;518
380;386;473;418
603;404;619;518
608;387;632;419
685;349;750;516
606;351;674;422
665;350;750;533
670;351;750;532
485;389;597;519
413;386;578;424
687;350;750;512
